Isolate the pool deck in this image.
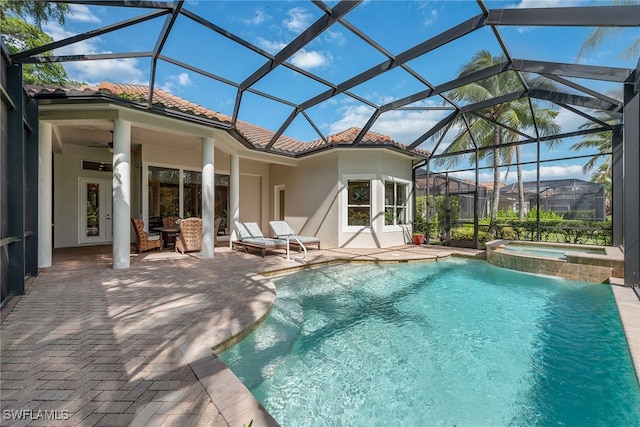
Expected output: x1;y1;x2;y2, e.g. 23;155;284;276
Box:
1;244;637;426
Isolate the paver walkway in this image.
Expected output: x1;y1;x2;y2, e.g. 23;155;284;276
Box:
1;244;471;426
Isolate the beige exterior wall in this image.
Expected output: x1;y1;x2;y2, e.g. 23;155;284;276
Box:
269;149;414;249
239;159;270;234
270;151;340;247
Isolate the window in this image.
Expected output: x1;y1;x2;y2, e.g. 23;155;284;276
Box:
183;170;202;218
347;180;371;226
384;181;408;226
148;166;180;219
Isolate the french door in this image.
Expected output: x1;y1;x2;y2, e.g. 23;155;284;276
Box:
79;177;113;244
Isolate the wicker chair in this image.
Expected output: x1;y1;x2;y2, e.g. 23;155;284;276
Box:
175;217;222;254
131;218;162;253
162;215;179;227
176;218;202;254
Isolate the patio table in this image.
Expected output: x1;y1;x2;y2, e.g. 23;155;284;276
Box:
153;226;180;250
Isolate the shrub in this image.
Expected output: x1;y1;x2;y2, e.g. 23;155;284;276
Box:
450;227;492;243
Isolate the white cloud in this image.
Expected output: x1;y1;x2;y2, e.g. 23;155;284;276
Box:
291;50;331;69
325;30;347;46
424;9;438;27
449;163;587;184
284;7;313;32
45;23;146;84
69;4;101;24
328;104;375;135
177;72;192;86
515;0;582;8
159;72;192;93
327;100;449;145
256;37;287;54
555;107;591;133
244;8;270;26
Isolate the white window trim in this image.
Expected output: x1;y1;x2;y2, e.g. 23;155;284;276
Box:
341;174;376;233
274;184;285;221
382;176;411;232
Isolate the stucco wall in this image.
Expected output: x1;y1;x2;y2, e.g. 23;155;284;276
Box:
239;159;270;234
270;151;340;247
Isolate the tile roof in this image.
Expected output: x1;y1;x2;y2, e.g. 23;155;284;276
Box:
26;82;428;158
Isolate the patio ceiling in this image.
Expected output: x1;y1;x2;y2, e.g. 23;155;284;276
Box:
9;0;640;160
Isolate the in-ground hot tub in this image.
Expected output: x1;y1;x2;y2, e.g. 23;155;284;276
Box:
486;240;623;283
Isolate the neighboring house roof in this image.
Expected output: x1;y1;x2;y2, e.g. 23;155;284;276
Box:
26;82;428;159
479;181;505;191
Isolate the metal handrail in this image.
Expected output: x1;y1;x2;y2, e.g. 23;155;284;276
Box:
0;237;20;248
283;234;307;261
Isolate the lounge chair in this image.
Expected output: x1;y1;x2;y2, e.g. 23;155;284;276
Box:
269;221;320;250
131;218;162;253
232;222;287;257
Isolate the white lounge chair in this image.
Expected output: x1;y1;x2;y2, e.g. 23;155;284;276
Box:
269;221;321;250
232;222;287;257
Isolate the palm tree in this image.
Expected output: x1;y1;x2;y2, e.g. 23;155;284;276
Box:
439;51;560;232
570;113;618;211
577;0;639;62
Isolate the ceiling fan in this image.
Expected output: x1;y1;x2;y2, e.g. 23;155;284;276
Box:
85;130;114;152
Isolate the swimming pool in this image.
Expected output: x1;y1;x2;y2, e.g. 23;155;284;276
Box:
219;259;640;426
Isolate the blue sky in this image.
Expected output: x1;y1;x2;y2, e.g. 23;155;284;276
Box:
42;0;640;183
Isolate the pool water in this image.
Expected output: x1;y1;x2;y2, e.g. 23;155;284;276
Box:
503;243;605;260
219;259;640;426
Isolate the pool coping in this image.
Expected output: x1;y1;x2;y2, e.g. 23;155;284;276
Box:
610;279;640;386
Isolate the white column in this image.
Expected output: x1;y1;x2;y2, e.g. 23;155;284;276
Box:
229;154;240;245
202;137;215;258
112;119;131;269
38;122;53;268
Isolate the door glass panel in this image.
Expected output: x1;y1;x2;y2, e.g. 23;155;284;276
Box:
215;173;229;234
183;170;202;218
148;166;180;225
86;183;100;237
279;189;285;220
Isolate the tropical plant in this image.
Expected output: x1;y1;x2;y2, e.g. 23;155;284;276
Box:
0;1;71;84
438;50;560;232
570;113;617;211
577;0;639;62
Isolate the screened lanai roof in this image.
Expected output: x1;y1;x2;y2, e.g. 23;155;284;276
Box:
6;0;640;159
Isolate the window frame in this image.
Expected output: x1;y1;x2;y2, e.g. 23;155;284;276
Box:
383;176;411;231
342;174;376;232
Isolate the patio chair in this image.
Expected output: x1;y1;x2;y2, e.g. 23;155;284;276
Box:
269;221;321;250
162;215;179;227
131;218;162;254
175;217;202;254
232;222;287;257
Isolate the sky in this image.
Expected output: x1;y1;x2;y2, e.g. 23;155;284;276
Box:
39;0;640;184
